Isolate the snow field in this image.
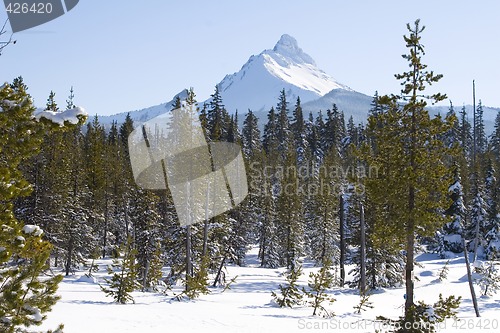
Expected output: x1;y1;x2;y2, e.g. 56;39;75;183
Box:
34;247;499;333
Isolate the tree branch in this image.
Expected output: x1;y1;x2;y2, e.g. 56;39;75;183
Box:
0;18;16;56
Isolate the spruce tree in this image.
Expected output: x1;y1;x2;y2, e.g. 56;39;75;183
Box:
475;254;500;297
475;100;487;155
242;110;261;158
459;105;473;160
275;89;293;160
130;189;161;291
45;90;59;112
66;86;75;110
306;111;324;172
291;97;308;165
119;113;134;154
276;151;303;269
443;101;460;150
259;177;280;268
84;116;108;258
441;168;465;255
490;111;500;161
207;85;227;141
263;107;278;155
467;188;487;260
322;104;345;153
241;110;266;265
305;149;339;265
483;161;499;258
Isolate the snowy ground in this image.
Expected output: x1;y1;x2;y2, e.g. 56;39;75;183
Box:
34;247;499;333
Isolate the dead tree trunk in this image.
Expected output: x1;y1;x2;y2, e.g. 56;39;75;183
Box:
339;194;346;287
185;225;192;291
463;238;480;317
360;203;366;293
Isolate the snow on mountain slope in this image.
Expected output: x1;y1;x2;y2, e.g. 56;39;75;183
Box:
302;88;373;125
98;89;188;126
214;34;351;113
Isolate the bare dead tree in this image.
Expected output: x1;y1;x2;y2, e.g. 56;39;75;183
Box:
0;19;16;56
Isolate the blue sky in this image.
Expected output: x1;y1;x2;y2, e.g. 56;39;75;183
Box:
1;0;499;116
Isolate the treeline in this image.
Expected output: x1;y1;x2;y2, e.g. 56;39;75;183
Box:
11;79;500;293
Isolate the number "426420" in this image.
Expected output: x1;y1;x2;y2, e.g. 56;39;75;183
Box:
5;2;53;14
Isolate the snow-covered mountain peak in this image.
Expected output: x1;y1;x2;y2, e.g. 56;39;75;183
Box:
215;34;351;113
271;34;315;66
100;34;357;125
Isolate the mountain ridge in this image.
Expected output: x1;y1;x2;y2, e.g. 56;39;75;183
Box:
96;34;498;133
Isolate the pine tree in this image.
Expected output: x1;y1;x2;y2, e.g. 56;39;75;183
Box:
271;263;304;307
183;254;210;299
377;294;460;333
303;258;336;318
100;239;140;304
144;243;164;291
438;260;450;282
17;91;96;274
353;290;374;314
361;20;453;321
259;104;283;268
166;87;208;293
0;78;79;332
